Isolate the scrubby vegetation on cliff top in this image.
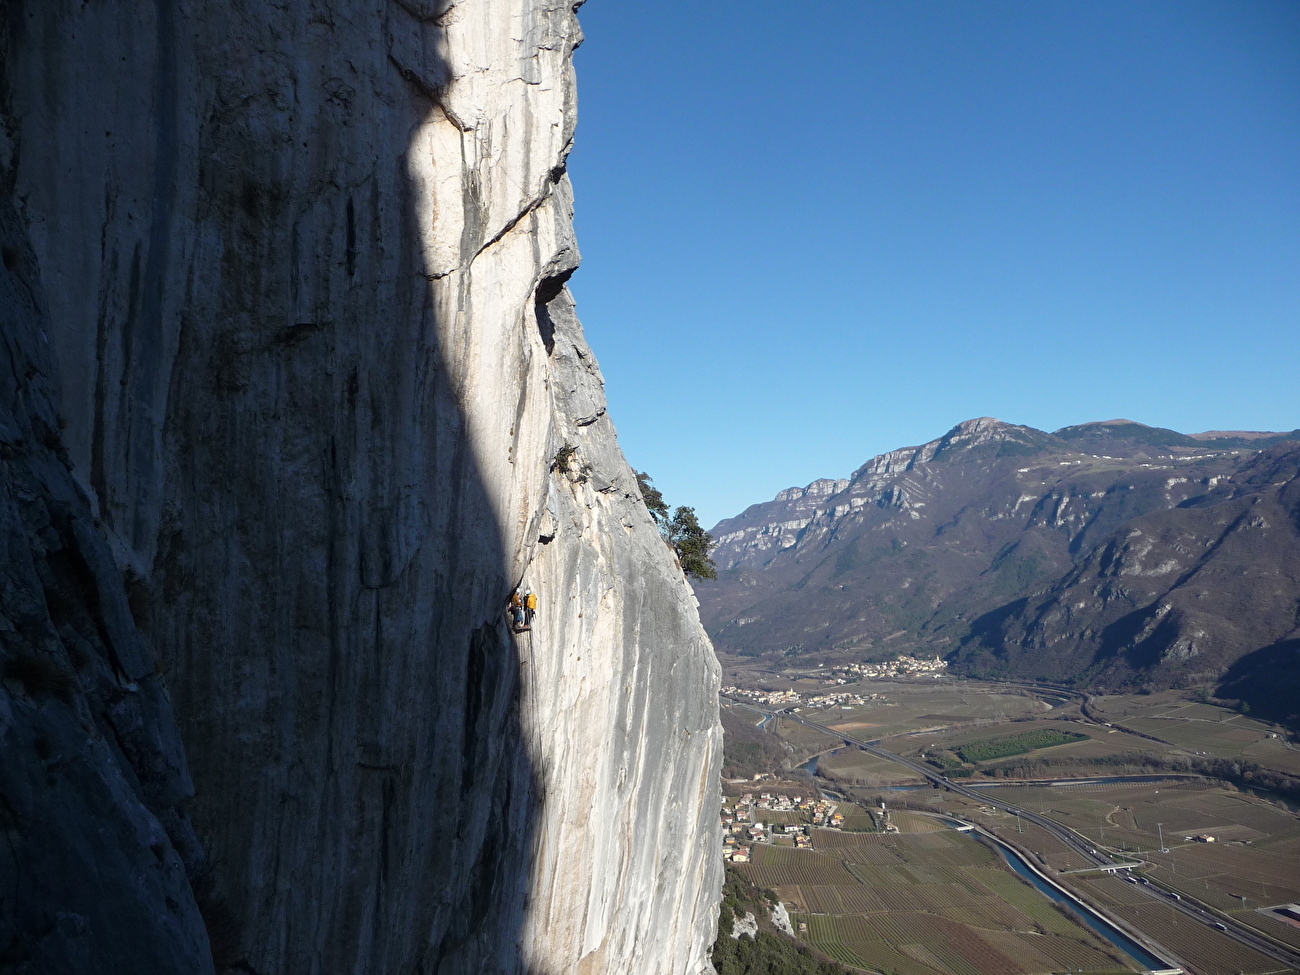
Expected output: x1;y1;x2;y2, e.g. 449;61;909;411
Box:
712;867;849;975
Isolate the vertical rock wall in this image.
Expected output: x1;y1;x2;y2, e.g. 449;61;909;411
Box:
0;200;214;975
2;1;722;973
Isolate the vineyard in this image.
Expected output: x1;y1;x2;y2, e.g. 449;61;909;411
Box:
837;808;880;831
960;867;1085;936
819;747;928;788
1082;869;1300;951
726;683;1300;975
1077;873;1298;975
759;810;806;826
740;824;1139;974
956;729;1090;763
1088;692;1300;781
982;821;1081;871
795;909;1133;975
945;774;1300;975
1243;910;1300;951
1105;901;1285;975
889;811;944;833
737;846;858;888
976;779;1300;870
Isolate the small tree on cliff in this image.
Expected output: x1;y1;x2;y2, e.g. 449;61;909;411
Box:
635;471;669;527
667;506;717;580
635;472;717;581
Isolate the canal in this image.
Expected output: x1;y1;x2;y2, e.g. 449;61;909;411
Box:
995;843;1168;971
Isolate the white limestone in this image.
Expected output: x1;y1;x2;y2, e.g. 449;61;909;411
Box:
7;2;722;972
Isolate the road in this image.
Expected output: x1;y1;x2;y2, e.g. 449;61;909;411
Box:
726;697;1300;972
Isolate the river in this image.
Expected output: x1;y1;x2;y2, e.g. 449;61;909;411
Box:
799;747;847;775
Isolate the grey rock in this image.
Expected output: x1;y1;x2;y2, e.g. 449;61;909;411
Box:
0;201;214;974
729;912;757;940
768;902;793;938
3;2;721;973
962;442;1300;685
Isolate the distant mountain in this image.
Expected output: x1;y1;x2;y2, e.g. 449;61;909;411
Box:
1054;419;1300;454
1190;429;1300;444
696;418;1299;698
954;442;1300;691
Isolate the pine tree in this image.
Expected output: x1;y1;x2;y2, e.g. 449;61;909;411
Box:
668;505;717;581
635;472;717;581
635;471;669;527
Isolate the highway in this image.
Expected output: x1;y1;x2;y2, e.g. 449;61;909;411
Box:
726;697;1300;972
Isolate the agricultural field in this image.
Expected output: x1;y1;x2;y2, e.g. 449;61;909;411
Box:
974;778;1300;857
724;675;1300;972
889;811;944;833
817;747;928;788
1245;910;1300;952
1078;877;1289;975
962;778;1300;962
896;719;1167;776
795;681;1049;741
772;716;847;758
954;728;1090;763
835;806;881;832
1090;691;1299;777
736;811;1140;975
758;810;808;826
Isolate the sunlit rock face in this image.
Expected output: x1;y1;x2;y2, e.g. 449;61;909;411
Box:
4;1;721;973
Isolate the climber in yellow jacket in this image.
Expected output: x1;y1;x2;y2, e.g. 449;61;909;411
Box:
523;589;538;627
509;589;525;629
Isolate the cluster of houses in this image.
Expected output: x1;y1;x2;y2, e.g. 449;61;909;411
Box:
799;690;887;709
720;792;845;862
722;656;947;711
722;685;886;709
720;686;800;706
841;655;947;678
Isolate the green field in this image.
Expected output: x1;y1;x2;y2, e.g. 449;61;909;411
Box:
955;728;1090;763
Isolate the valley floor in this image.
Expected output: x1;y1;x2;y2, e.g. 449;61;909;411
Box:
718;675;1300;975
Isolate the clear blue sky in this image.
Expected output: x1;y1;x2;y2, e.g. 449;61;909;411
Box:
565;1;1300;529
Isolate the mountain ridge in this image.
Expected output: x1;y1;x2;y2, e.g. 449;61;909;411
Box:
748;418;1300;512
697;417;1298;704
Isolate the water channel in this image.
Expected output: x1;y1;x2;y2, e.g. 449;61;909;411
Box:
993;841;1168;971
793;753;1176;969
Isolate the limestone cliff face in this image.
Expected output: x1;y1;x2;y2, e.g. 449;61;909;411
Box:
2;2;721;973
0;200;214;975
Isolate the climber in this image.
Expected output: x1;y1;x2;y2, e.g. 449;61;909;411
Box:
524;588;538;627
509;588;526;630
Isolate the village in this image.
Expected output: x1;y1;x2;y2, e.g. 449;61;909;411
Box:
718;791;899;863
720;685;894;710
837;655;948;679
720;656;949;710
